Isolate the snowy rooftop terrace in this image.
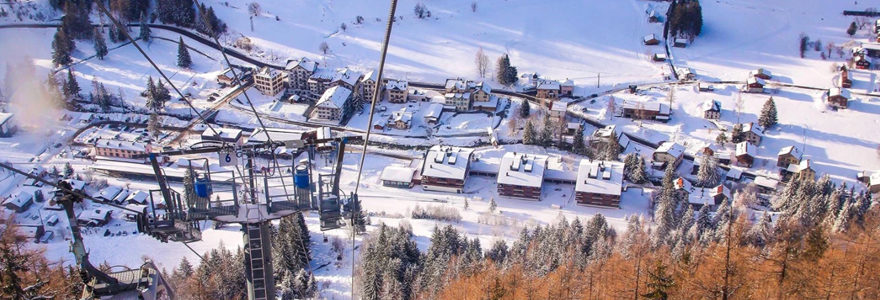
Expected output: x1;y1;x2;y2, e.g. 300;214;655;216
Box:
575;160;623;196
421;145;474;180
497;152;547;188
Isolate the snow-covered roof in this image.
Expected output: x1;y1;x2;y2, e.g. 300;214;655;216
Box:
255;66;280;79
593;125;617;138
285;57;317;72
777;146;801;158
735;141;755;157
688;185;730;205
701;99;721;112
126;190;149;204
742;122;764;137
385;79;408;91
333;68;363;87
497;152;547;188
786;159;812;173
754;176;779;190
644;34;657;41
550;101;568;113
861;42;880;51
0;112;12;125
747;76;766;85
445;78;473;91
309;68;336;81
575;160;623;196
247;128;307;145
674;38;688;44
94;139;147;152
392;108;413;124
544;156;577;182
537;80;560;90
421;145;473;180
754;68;772;77
655;142;685;158
869;172;880;187
316;86;352;109
674;177;693;192
561;79;574;87
622;101;670;115
381;166;415;183
423;103;444;120
201;128;242;141
829;88;850;99
445;92;470;100
78;208;111;222
97;186;122;201
475;82;492;94
361;70;378;82
113;189;130;203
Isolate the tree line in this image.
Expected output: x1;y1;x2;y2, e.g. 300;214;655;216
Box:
356;171;876;299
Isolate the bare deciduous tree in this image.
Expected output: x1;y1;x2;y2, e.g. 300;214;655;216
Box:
247;2;261;16
319;41;330;55
475;47;489;78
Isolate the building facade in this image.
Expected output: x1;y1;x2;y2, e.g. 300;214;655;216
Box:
253;67;284;96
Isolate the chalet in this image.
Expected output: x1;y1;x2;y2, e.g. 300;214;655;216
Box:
564;122;583;137
423;103;444;125
673;38;688;48
560;79;574;98
536;80;561;101
0;112;17;137
735;142;756;167
285;57;319;91
776;146;802;168
549;101;567;124
647;9;661;23
574;160;624;208
93;139;149;162
307;68;336;98
126;190;149;205
643;34;660;45
390;108;414;130
497;152;547;200
112;189;130;205
653;141;685;169
673;177;694;200
45;215;59;226
827;88;850;109
407;89;430;102
677;68;696;80
741;122;764;145
862;43;880;58
854;55;870;70
751;68;773;80
5;187;42;213
444;92;471;111
781;159;815;181
253;66;284;96
312;86;353;122
372;118;386;130
869;172;880;193
381;166;416;188
201;128;244;146
385;80;408;103
652;53;667;62
519;73;540;89
216;68;236;87
444;78;474;93
697;82;715;92
754;176;779;193
622;101;671;122
745;77;765;93
702;99;721;119
687;185;731;209
420;146;474;193
838;67;853;88
590;125;630;153
360;70;381;102
77;208;112;227
472;82;492;102
96;186;122;202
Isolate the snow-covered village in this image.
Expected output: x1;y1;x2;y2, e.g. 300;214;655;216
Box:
0;0;879;299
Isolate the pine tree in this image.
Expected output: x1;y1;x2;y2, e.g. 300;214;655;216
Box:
52;28;73;66
642;261;674;299
522;121;536;145
175;257;194;278
747;211;774;247
520;99;530;118
713;198;734;242
758;97;778;129
93;29;108;60
691;204;712;243
177;37;192;68
486;240;508;264
654;164;678;245
631;156;648;184
496;54;512;85
696;154;719;187
677;205;695;245
715;132;728;146
731;123;744;143
63;162;74;178
572;127;586;155
139;16;151;42
489;197;497;213
602;133;620;161
540;114;553;147
833;203;852;232
350;195;367;234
